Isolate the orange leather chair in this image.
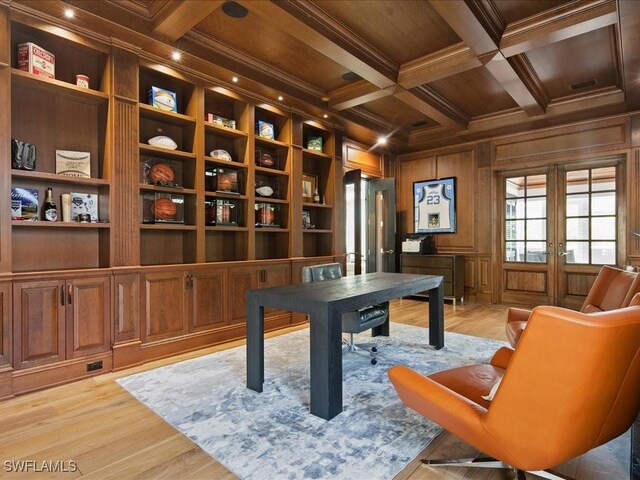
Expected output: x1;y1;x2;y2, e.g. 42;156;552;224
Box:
506;265;640;347
389;304;640;479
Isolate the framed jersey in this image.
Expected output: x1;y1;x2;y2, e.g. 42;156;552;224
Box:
413;177;457;234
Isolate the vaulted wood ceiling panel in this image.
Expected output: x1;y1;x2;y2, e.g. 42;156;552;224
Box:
194;8;350;92
359;96;440;129
317;0;461;64
427;67;518;117
493;0;573;25
525;27;618;99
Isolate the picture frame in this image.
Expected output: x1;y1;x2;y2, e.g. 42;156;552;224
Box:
302;173;317;203
302;209;312;229
413;177;457;234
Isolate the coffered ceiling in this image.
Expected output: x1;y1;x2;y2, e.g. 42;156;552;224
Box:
18;0;640;153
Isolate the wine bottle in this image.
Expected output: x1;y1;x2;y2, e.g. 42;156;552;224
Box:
43;187;58;221
313;188;320;204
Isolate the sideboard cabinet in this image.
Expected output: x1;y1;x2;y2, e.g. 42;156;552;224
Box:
400;254;465;304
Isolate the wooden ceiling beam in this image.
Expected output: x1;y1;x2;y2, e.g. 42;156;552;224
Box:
152;0;224;42
328;80;391;111
429;0;497;55
500;0;618;57
245;0;396;89
393;86;468;132
398;43;484;89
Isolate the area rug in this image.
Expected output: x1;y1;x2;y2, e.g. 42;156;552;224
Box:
117;324;506;479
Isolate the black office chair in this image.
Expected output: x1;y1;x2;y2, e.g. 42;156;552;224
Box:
301;263;389;365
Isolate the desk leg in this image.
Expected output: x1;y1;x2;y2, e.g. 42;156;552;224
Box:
246;297;264;392
429;282;444;349
309;306;342;420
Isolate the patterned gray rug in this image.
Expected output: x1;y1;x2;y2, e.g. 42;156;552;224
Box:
117;323;506;480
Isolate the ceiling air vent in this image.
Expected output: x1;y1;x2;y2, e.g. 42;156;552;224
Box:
569;79;597;91
341;71;361;82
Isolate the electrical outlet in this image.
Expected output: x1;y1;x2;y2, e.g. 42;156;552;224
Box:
87;360;103;372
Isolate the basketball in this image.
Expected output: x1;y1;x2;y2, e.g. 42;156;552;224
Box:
149;163;175;183
153;197;177;220
218;176;232;191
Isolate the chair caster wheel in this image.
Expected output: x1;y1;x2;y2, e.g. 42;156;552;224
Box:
371;358;378;365
371;346;377;353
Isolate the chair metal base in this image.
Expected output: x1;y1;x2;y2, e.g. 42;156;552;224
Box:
342;333;378;364
421;457;571;480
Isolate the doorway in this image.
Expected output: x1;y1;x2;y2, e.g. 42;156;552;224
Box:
498;158;624;308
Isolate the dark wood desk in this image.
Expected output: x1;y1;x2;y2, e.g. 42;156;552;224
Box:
246;272;444;420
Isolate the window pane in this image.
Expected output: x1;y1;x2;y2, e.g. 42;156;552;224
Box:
506;220;524;241
591;192;615;216
591;167;615;192
566;242;588;264
566;170;589;193
566;218;589;240
566;194;589;217
591;217;616;240
506;242;524;262
526;219;546;240
506;198;525;219
526;197;546;218
526;174;546;197
506;177;525;198
592;242;616;265
526;242;547;263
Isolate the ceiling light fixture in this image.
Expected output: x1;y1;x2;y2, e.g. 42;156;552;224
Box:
64;8;74;18
171;51;182;61
222;1;249;18
278;95;284;101
232;76;239;83
323;114;328;119
377;136;387;145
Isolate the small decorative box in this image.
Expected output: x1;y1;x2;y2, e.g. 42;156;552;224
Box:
205;168;239;193
207;199;238;226
148;86;177;112
207;113;236;129
56;150;91;178
142;193;184;224
17;42;55;79
70;192;99;222
307;136;323;151
256;120;275;140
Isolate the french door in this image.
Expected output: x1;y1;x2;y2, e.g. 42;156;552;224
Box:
499;158;624;308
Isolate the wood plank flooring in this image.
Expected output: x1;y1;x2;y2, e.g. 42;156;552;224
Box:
0;299;628;479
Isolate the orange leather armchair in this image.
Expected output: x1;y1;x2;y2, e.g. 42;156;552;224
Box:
389;305;640;478
506;265;640;347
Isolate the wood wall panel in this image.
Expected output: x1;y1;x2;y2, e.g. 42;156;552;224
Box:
66;276;111;359
493;117;629;166
475;167;493;254
189;270;226;333
0;7;10;273
397;156;436;242
505;270;547;293
114;273;139;343
0;282;10;367
142;272;187;343
566;272;597;297
629;148;640;257
464;258;475;289
343;142;383;177
435;149;475;251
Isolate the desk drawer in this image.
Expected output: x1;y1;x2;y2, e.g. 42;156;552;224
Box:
402;255;454;269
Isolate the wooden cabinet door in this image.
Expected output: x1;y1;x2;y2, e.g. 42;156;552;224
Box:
188;269;226;333
141;271;188;343
260;262;291;317
228;266;259;325
13;280;65;370
66;276;112;359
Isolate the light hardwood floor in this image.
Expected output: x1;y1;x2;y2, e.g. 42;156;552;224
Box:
0;299;629;479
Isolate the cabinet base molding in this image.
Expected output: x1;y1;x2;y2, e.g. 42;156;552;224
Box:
11;352;113;396
0;369;14;400
112;341;144;371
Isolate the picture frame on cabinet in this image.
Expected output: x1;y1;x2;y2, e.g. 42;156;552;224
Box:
302;173;317;203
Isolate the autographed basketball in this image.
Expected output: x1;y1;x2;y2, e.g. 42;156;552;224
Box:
153;197;177;220
149;163;175;183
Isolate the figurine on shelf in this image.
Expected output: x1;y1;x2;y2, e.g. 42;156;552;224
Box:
313;188;320;204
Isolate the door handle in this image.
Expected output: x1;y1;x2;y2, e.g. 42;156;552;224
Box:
558;251;569;257
67;284;72;305
380;249;394;254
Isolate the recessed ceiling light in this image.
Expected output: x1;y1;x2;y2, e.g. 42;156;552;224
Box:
377;136;387;145
222;1;249;18
171;51;182;61
64;8;74;18
278;95;284;101
232;76;239;83
323;114;328;119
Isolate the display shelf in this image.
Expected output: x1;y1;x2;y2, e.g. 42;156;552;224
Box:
302;202;332;209
12;221;110;229
11;69;109;105
302;148;332;160
302;229;332;234
205;191;247;199
255;136;289;149
11;170;110;186
255;166;290;177
139;144;196;160
139;184;196;195
140;224;197;231
204;121;248;139
205;225;248;232
139;103;197;126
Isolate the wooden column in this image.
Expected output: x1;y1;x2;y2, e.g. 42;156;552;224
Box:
0;6;11;273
